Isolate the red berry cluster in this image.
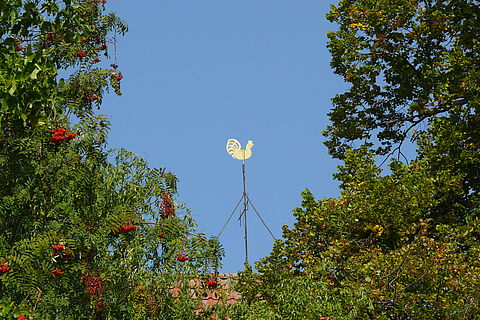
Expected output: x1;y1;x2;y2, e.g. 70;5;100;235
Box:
16;45;24;51
121;224;137;233
160;191;175;219
77;51;87;58
112;224;137;234
17;315;27;320
62;250;74;259
90;0;106;7
50;128;76;143
94;301;104;313
197;233;206;242
177;253;190;262
52;269;63;277
52;244;74;258
81;273;104;298
157;232;165;239
0;264;10;275
85;94;99;102
205;280;218;288
53;244;65;252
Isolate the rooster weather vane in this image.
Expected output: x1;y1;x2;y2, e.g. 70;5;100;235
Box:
226;139;254;161
219;139;276;266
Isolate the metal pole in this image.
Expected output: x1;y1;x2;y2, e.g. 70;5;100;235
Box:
218;195;244;238
242;159;248;265
246;194;277;240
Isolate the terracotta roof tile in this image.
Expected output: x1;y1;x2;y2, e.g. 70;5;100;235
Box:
169;273;241;315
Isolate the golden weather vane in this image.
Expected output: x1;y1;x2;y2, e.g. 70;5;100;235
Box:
226;139;254;161
219;139;276;267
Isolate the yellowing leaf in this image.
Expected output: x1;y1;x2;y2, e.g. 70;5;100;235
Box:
349;23;368;30
30;68;40;80
8;82;16;95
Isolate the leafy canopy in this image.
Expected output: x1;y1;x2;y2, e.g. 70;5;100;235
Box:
231;1;480;319
324;0;480;159
0;1;223;319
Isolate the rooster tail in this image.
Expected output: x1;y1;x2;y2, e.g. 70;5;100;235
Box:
226;139;241;158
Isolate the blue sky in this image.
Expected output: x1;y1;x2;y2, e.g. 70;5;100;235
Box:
102;0;347;272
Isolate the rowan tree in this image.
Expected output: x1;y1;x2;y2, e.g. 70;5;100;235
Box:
0;1;223;319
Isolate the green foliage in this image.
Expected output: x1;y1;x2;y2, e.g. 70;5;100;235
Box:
0;114;224;319
0;0;127;133
231;266;372;320
0;46;58;130
234;147;479;319
0;1;223;319
229;2;480;318
323;0;480;159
